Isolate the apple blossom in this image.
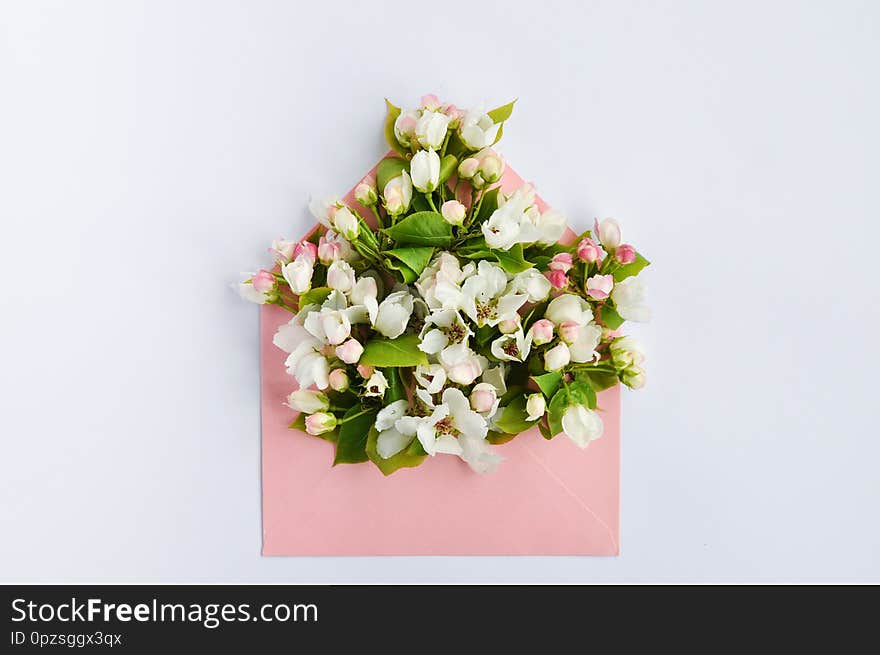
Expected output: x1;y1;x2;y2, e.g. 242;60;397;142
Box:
561;405;604;448
567;322;602;363
498;318;520;334
286;390;330;414
470;382;499;415
529;319;555;346
441;200;466;226
328;369;350;392
383;172;413;216
460;261;528;327
611;277;651;322
546;269;568;290
442;103;463;127
410;149;441;193
335;338;364;364
326;260;356;293
356;364;373;378
558;320;580;344
476;149;504;183
420;94;441;111
459;107;500;150
594;217;621;250
622;366;646;389
577;237;602;263
548;252;573;273
414;362;447;394
491;329;532;363
415;111;450;150
354;175;378;206
586;274;614;300
364;370;389;398
274;318;330;390
507;267;552;302
350;276;379;324
305;412;337;436
268;238;297;265
544;342;571;371
534;209;568;246
418;309;472;355
374;290;414;338
458;157;479;179
282;257;313;295
393;110;419;147
439;342;485;385
615;244;636;265
308;196;340;228
525;394;546;422
332;206;360;241
610;336;646;369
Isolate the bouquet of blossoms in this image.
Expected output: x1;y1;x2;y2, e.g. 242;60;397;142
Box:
239;95;650;475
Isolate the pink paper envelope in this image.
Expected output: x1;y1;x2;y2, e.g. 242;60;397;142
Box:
261;159;620;556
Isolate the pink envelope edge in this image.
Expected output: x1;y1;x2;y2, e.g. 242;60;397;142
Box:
260;155;620;556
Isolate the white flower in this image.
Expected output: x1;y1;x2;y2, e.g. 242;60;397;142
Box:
350;276;379;324
610;336;646;369
507;268;552;302
418;309;472;355
326;260;356;293
335;338;364;364
375;400;417;459
364;370;389;397
415;110;450;150
544;342;571;371
414;363;447;394
440;200;466;226
332;207;359;241
302;291;367;346
459;107;500;150
374;290;414;338
376;399;409;431
415;251;472;310
460;261;528;328
480;364;507;396
415;388;488;457
305;412;337;436
281;256;313;295
568;322;602;363
490;329;532;362
285;390;330;414
410;149;441;193
545;294;593;326
438;343;485;385
561;405;604;448
308;196;340;228
393;109;419;148
611;277;651;322
383;172;413;216
318;230;356;264
273;318;330;390
525;394;546;421
481;185;541;250
623;366;646;389
594;217;621;249
535;209;567;246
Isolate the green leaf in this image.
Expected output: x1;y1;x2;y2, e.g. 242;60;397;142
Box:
492;121;504;145
532;371;563;398
333;406;377;465
613;252;650;282
491;243;533;274
384;247;434;277
568;380;597;410
538;419;553;440
476;187;500;223
360;334;429;367
576;367;619;392
383;368;406;403
439;154;458;184
384;260;418;284
376;156;409;192
366;428;427;476
407;439;427;456
487;430;519;445
547;388;569;437
487;99;516;124
297;286;331;309
383;99;407;157
600;304;625;330
383;211;452;247
445;131;468;158
494;395;538;434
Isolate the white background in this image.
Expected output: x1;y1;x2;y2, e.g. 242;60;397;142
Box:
2;1;878;583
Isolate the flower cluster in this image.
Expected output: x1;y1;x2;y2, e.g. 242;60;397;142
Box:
239;96;650;475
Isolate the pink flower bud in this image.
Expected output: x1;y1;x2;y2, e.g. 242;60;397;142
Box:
440;200;466;226
354;175;378;206
470;383;498;414
558;320;580;344
396;114;417;139
251;269;276;294
317;234;341;265
546;269;568;290
328;369;350;392
548;252;573;273
577;238;602;263
356;364;374;378
442;103;463;127
478;154;504;183
529;318;555;345
458;158;479;179
420;93;441;111
293;240;317;265
335;339;364;364
586;274;614;300
615;243;636;265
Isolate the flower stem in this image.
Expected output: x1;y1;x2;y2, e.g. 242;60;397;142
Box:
425;193;438;212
